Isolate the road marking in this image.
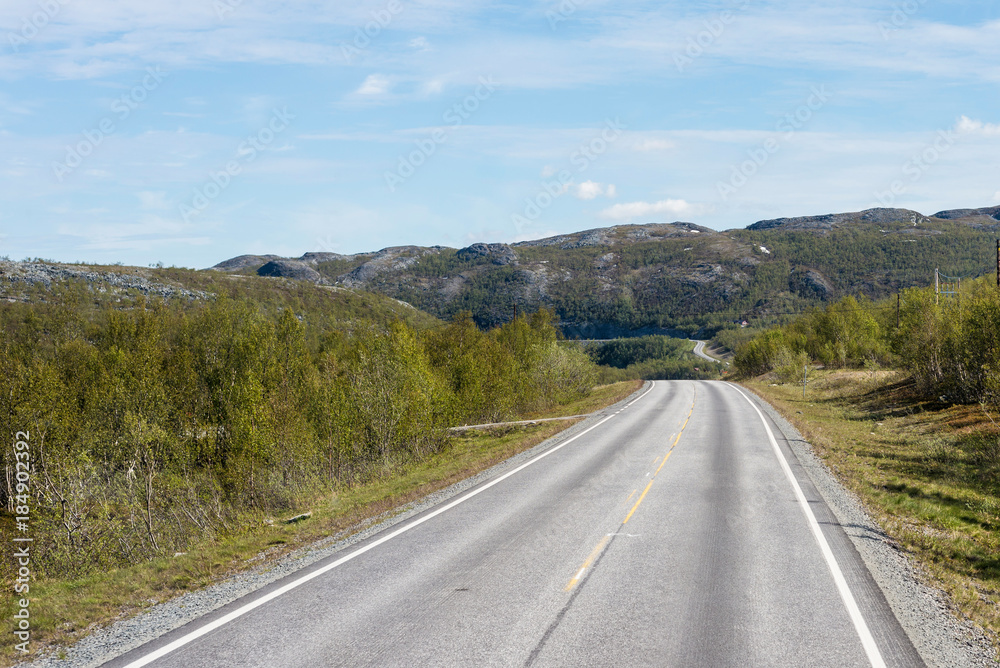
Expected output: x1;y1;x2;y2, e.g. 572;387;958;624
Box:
655;450;672;475
727;383;886;668
623;480;654;524
564;534;612;591
564;382;693;595
120;384;659;668
624;384;697;525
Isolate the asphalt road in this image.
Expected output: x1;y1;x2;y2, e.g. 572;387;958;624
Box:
107;381;924;668
691;339;723;364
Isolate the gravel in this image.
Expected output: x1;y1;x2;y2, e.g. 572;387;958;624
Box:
743;386;999;668
19;382;998;667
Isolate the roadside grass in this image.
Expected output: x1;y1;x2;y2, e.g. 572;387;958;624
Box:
5;380;641;664
745;370;1000;654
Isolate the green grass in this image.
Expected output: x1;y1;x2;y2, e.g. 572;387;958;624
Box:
1;380;641;664
746;370;1000;655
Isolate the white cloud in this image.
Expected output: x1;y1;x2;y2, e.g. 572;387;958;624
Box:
993;191;1000;202
956;115;1000;136
632;139;674;152
575;180;616;200
410;36;430;51
599;199;708;221
356;74;391;96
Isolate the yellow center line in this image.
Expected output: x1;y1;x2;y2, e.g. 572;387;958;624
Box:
622;387;697;525
564;534;612;591
623;480;654;524
654;450;672;475
564;387;698;594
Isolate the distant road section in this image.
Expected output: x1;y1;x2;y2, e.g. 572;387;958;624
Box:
691;339;723;363
108;381;923;668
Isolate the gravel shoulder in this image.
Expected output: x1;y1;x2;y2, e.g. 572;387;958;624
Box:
16;384;652;668
741;384;999;668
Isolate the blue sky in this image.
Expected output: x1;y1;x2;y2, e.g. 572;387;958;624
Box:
1;0;999;268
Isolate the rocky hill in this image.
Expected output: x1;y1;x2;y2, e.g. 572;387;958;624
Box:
0;260;211;302
211;207;1000;335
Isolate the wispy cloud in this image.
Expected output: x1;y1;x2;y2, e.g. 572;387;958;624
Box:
600;199;709;221
136;190;169;210
632;139;674;152
355;74;392;96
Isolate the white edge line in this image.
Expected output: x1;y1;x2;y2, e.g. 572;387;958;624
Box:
123;382;656;667
727;383;886;668
625;380;655;407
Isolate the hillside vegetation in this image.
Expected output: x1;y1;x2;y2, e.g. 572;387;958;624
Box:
212;206;1000;337
733;278;1000;407
585;335;721;383
0;268;595;582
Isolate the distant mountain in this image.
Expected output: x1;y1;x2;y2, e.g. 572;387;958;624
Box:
212;207;1000;336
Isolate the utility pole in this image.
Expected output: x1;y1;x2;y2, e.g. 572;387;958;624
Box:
896;293;900;330
803;364;807;400
935;268;940;305
996;239;999;289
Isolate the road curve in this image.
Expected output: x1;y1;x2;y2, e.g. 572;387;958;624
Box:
105;381;923;668
691;339;722;364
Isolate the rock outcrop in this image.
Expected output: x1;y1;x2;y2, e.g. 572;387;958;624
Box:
0;261;210;300
456;243;518;265
257;259;325;283
789;266;834;300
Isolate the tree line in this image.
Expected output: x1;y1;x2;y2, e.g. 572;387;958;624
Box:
0;287;595;579
733;278;1000;405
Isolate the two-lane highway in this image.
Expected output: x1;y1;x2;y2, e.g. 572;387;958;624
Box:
107;381;923;667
